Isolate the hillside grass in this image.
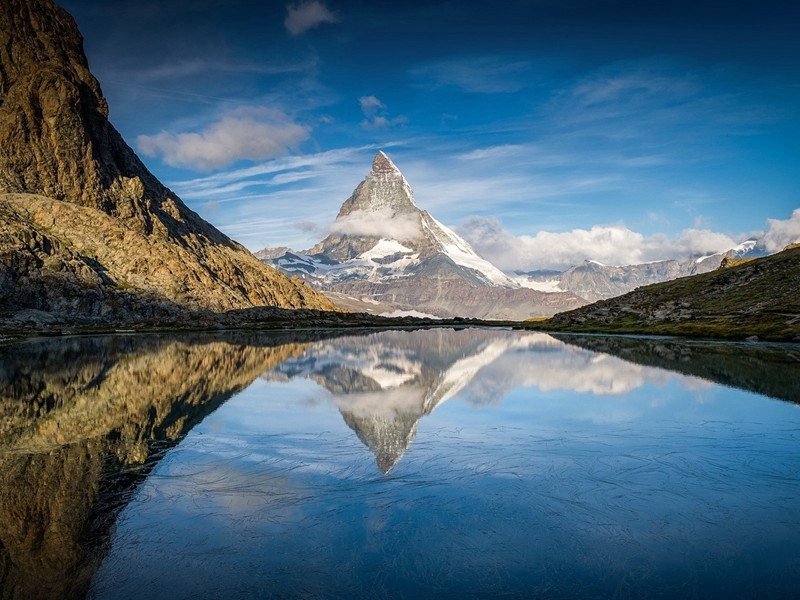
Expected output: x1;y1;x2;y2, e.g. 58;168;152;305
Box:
522;246;800;342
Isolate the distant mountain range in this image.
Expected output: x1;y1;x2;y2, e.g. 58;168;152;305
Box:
536;244;800;342
257;152;585;320
513;240;764;302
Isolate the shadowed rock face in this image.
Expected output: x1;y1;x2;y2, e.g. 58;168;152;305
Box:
0;0;336;323
0;333;310;600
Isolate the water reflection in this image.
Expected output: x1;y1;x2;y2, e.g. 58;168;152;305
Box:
0;329;798;599
264;330;722;472
0;332;319;599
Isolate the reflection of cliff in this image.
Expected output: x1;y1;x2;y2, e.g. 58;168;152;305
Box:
269;329;534;473
0;334;309;600
553;334;800;405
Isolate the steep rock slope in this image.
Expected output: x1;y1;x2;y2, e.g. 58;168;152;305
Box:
538;245;800;341
260;152;585;319
0;0;336;322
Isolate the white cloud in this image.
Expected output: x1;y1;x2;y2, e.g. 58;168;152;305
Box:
412;57;532;93
359;95;384;115
458;216;742;271
294;221;319;233
456;145;527;161
285;0;338;36
358;95;407;130
760;208;800;252
459;209;800;272
137;107;309;171
328;208;422;240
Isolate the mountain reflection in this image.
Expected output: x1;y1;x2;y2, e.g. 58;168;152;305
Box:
552;334;800;405
0;332;319;600
1;329;798;598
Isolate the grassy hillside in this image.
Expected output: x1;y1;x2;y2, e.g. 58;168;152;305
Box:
525;245;800;342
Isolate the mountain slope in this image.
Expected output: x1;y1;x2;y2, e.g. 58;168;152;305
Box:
260;152;585;319
0;0;336;323
514;241;761;302
534;245;800;341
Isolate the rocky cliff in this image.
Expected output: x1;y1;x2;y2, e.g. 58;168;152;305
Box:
0;0;337;325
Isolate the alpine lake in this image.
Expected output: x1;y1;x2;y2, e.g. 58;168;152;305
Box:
1;328;798;599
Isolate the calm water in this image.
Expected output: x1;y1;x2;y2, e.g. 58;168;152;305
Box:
1;329;799;599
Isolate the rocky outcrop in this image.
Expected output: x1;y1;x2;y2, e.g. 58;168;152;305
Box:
0;0;337;324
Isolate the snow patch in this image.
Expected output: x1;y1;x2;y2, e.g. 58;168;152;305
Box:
422;215;517;287
694;253;719;264
514;277;564;293
358;239;414;261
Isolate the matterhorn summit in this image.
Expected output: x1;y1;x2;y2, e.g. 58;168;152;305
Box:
337;151;418;215
258;152;585;319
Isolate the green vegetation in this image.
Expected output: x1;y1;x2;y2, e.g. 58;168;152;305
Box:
523;246;800;342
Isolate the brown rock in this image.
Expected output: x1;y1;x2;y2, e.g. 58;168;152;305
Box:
0;0;338;323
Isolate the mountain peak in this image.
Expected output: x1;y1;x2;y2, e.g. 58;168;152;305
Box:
371;151;400;174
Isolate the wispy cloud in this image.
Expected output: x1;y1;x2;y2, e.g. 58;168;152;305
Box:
285;0;338;36
358;96;407;130
547;59;776;140
412;57;533;93
173;144;396;197
170;144;408;250
328;208;422;240
137;107;309;171
116;57;316;83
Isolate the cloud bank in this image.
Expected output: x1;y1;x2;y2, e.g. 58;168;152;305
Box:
760;208;800;252
137;107;309;171
458;212;800;272
328;208;421;241
285;0;338;36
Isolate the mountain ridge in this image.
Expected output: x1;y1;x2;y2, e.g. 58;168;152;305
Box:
0;0;338;325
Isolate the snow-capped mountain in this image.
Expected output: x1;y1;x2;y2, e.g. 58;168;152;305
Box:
513;239;765;302
258;152;585;319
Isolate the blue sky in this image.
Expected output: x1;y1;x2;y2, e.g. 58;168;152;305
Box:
63;0;800;269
